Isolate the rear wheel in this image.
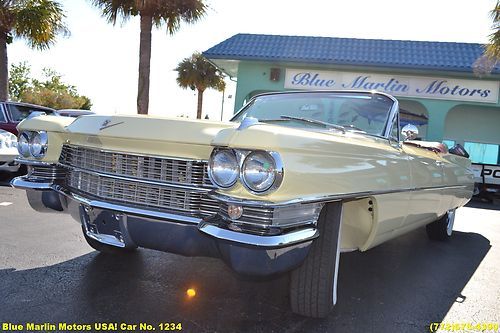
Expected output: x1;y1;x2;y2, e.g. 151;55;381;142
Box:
289;202;343;318
82;226;137;254
426;209;456;241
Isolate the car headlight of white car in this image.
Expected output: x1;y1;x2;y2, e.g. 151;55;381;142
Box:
0;130;17;149
17;131;48;159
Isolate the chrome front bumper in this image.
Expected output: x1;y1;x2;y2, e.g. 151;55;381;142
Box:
11;176;319;276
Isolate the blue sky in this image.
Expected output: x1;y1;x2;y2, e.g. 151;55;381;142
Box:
7;0;497;119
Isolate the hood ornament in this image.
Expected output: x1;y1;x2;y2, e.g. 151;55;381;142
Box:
100;119;124;130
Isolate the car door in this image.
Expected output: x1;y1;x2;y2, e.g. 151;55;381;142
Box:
402;143;444;227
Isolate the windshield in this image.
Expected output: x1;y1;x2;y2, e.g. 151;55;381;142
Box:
7;104;54;122
231;92;395;136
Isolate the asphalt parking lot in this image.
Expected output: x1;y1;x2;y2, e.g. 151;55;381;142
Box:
1;173;499;333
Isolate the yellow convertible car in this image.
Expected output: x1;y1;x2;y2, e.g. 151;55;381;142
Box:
11;91;473;317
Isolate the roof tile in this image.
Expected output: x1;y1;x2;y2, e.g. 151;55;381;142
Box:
203;33;500;74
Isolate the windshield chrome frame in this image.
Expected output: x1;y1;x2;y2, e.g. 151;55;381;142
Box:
230;90;400;140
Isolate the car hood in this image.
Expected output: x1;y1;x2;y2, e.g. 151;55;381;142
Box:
66;115;236;145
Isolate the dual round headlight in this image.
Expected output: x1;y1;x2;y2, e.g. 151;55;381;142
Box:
208;149;283;194
209;149;239;188
17;131;48;159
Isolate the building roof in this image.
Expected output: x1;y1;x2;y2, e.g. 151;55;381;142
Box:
203;33;500;75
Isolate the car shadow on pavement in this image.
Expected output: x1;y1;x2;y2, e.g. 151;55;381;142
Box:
0;227;491;333
466;198;500;211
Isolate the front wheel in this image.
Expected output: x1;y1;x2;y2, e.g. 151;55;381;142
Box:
289;202;343;318
426;209;456;241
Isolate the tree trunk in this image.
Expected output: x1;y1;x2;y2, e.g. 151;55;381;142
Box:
0;33;8;101
137;14;153;115
196;89;204;119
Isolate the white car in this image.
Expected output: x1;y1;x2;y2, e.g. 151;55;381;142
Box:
0;129;19;173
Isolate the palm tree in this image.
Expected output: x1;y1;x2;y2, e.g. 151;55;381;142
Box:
175;52;225;119
0;0;68;101
485;0;500;60
90;0;207;115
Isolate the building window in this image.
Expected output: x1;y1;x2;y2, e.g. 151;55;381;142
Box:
463;142;499;165
442;140;455;149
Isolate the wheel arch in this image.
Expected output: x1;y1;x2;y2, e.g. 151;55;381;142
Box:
337;197;375;252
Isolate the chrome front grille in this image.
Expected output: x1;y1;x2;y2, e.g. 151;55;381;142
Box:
59;145;213;188
67;170;218;214
57;145;219;217
28;165;66;181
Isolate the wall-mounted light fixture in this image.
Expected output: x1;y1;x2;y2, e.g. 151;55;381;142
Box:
270;68;281;81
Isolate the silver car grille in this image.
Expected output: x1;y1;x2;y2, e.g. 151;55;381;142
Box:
28;165;66;181
66;169;219;215
57;145;219;216
59;144;213;187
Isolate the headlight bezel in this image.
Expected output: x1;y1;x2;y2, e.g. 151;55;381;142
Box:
18;131;32;157
208;147;284;195
18;130;48;159
240;150;284;195
208;148;240;189
29;130;48;158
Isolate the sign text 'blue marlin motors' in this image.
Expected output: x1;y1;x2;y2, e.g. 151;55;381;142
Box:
284;69;499;104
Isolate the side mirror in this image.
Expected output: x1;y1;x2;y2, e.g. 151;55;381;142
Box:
401;124;419;141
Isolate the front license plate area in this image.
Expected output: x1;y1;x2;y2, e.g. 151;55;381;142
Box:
80;205;125;246
91;209;120;236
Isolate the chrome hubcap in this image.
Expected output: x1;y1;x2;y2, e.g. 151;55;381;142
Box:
446;209;456;236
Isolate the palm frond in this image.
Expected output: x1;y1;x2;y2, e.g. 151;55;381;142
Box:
485;0;500;60
175;52;225;92
89;0;136;25
90;0;206;32
0;0;18;33
154;0;207;34
13;0;69;50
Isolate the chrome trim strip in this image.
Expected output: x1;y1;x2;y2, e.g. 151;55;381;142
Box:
10;177;52;190
12;175;469;224
15;158;55;166
209;184;469;207
62;165;211;193
198;222;319;247
382;94;400;139
332;204;343;306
